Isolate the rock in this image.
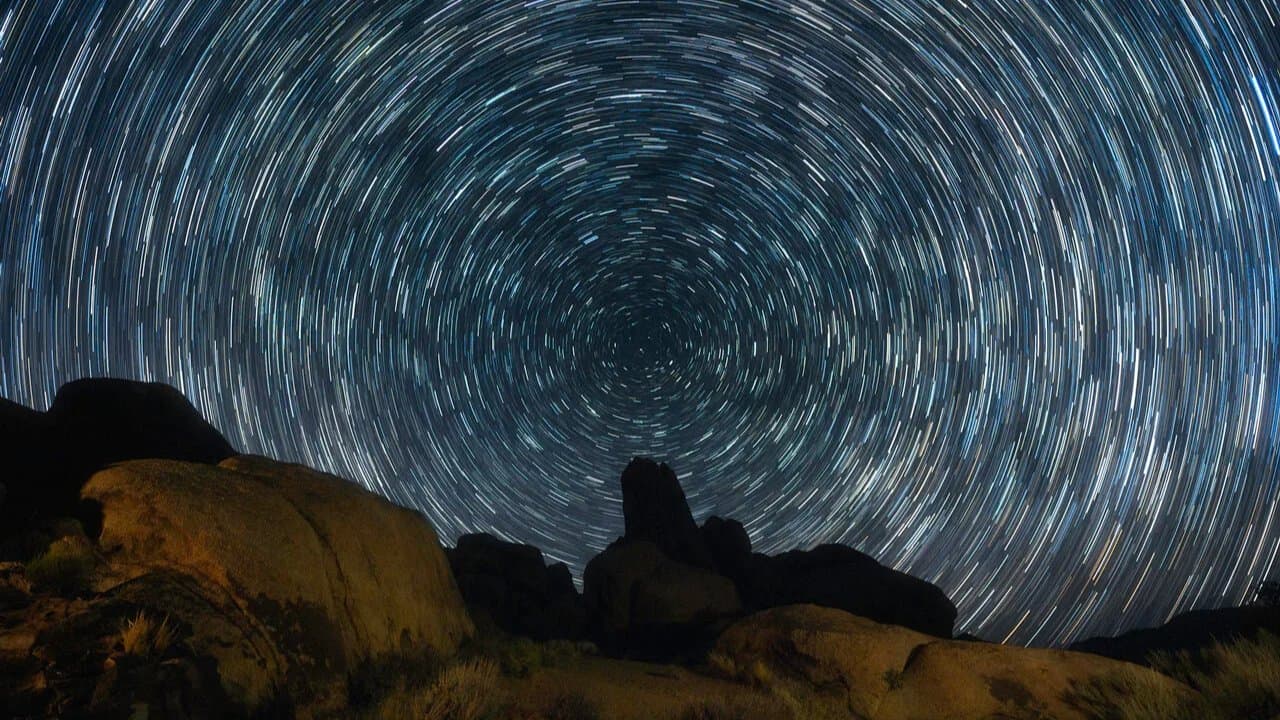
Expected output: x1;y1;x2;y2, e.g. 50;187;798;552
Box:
716;604;1194;720
447;532;587;640
1;380;236;551
620;458;712;568
732;544;956;637
49;379;235;477
714;605;933;718
1069;604;1280;665
700;516;751;574
584;540;739;657
82;455;474;714
0;561;32;604
879;638;1194;720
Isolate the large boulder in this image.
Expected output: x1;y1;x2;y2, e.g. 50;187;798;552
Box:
583;540;739;657
715;604;1194;720
81;456;474;714
447;532;587;640
732;544;956;637
619;458;712;568
714;605;933;718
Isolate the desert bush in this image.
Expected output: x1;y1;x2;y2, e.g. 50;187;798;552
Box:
347;646;444;709
119;610;175;658
544;692;601;720
705;651;774;688
540;639;588;668
25;536;95;594
361;658;502;720
497;636;544;677
1072;631;1280;719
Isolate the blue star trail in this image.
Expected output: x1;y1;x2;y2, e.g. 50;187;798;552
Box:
2;0;1279;647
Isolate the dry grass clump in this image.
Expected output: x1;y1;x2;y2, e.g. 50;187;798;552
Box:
361;657;503;720
1073;631;1280;719
705;650;775;688
25;536;96;594
119;610;176;658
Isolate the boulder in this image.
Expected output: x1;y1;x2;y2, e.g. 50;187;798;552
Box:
715;604;1194;720
447;532;587;640
714;605;933;718
583;540;738;657
732;544;956;637
1;380;236;551
49;379;235;477
619;458;712;568
81;456;473;713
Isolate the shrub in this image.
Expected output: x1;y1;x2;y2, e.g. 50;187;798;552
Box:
541;639;587;668
120;611;175;658
1072;631;1280;719
362;658;502;720
544;692;601;720
25;536;95;594
497;637;544;678
706;651;774;689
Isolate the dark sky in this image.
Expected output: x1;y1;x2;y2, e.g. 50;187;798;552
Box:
1;0;1279;646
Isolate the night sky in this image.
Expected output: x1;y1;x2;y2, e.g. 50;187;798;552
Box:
2;0;1279;646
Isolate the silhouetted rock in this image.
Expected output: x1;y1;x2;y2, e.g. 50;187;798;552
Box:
700;516;751;574
583;540;739;658
730;544;957;637
1;379;236;553
1069;604;1280;665
620;458;712;569
447;532;587;640
75;455;473;715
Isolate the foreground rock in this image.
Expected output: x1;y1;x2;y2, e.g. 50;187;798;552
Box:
0;379;236;553
447;532;587;640
7;454;475;717
715;604;1195;720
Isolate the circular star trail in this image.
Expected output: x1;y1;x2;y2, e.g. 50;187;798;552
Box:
2;0;1279;646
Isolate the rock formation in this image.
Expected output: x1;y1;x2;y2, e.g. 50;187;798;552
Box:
715;604;1196;720
0;379;236;554
447;532;587;640
4;452;474;717
582;456;955;657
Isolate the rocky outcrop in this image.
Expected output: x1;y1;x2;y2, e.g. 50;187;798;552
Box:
1070;604;1280;665
732;545;956;638
582;457;955;657
619;458;713;568
76;455;473;715
447;532;587;640
0;379;236;552
715;604;1195;720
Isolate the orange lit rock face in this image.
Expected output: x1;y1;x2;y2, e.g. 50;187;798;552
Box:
82;456;474;713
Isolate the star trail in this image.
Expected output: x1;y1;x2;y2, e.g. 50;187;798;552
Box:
2;0;1280;646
